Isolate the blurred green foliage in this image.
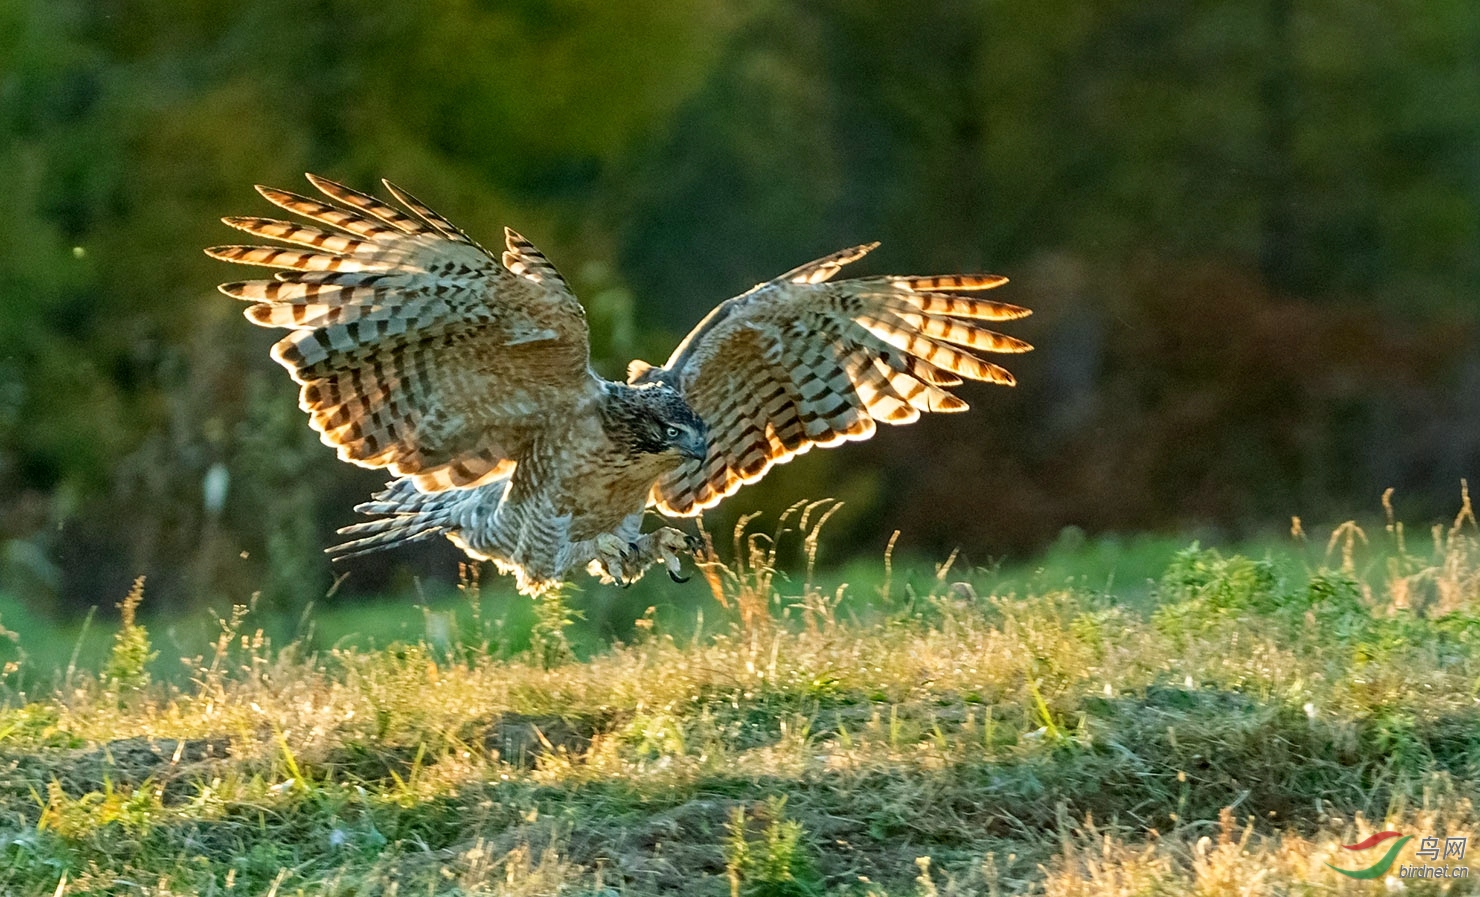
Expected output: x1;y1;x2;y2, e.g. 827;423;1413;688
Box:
1;0;1477;614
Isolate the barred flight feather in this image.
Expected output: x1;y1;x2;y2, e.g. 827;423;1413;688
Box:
774;242;880;286
502;227;571;290
222;216;375;254
381;181;482;246
306;173;423;233
898;291;1031;321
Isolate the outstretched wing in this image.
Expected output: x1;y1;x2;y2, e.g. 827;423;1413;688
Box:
634;243;1031;516
209;174;600;492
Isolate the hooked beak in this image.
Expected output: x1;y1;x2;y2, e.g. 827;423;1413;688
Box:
681;430;708;462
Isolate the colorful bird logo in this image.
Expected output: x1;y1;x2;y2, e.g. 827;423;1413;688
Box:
1326;831;1411;880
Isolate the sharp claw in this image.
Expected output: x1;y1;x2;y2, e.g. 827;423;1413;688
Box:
668;569;691;583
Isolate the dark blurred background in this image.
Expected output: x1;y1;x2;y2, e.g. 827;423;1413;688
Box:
3;0;1478;616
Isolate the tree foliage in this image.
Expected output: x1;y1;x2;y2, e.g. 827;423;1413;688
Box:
1;0;1477;610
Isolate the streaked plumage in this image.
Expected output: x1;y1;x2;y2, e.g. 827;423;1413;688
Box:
210;175;1032;594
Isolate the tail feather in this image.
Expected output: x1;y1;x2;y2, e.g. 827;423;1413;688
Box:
329;519;448;560
326;476;509;560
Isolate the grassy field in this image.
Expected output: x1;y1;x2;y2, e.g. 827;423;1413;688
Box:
3;497;1480;895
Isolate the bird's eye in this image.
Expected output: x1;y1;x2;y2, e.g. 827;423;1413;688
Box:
665;426;680;438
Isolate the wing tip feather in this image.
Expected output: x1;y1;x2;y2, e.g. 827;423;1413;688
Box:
304;171;345;194
894;273;1010;292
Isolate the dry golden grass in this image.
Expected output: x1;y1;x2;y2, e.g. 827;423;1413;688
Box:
2;494;1479;895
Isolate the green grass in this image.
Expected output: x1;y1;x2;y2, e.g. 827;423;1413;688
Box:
2;497;1480;895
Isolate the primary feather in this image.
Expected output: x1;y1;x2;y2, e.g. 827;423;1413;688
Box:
211;175;1032;594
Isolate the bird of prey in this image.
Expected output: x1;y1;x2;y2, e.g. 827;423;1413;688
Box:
208;175;1032;595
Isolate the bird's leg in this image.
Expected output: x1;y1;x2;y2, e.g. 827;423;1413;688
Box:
586;532;635;587
584;528;699;587
631;527;699;583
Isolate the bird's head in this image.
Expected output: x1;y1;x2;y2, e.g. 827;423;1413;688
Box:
613;383;708;464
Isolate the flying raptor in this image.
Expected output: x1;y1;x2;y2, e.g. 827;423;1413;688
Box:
209;175;1032;594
